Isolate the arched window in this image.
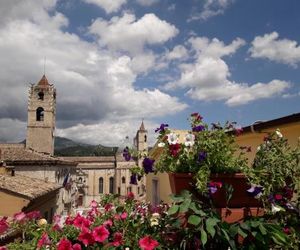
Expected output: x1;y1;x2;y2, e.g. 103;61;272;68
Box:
144;135;147;142
38;91;44;100
99;177;103;194
36;107;44;121
109;177;114;194
122;176;126;184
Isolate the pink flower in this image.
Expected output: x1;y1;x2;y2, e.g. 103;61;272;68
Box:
112;232;123;247
37;232;51;249
78;227;95;246
114;214;121;220
120;212;127;220
72;243;82;250
13;211;26;222
26;211;41;220
90;200;98;208
73;214;91;229
139;236;159;250
103;219;113;227
0;217;8;234
275;194;283;200
57;238;72;250
92;225;109;243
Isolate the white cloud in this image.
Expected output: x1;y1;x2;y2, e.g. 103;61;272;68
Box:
189;0;235;21
136;0;159;6
0;1;187;145
83;0;127;14
0;119;26;143
249;32;300;67
164;45;189;61
89;13;179;54
165;36;290;106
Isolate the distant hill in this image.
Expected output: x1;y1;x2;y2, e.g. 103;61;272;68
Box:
54;137;118;157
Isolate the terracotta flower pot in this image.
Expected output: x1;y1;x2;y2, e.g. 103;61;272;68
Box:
168;172;262;208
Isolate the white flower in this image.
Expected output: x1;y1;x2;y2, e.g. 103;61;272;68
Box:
158;142;165;147
271;203;284;213
150;218;159;226
257;146;261;151
184;133;195;147
275;129;283;138
151;212;160;218
167;133;179;145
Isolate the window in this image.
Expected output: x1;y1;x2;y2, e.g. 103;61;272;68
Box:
38;91;44;100
36;107;44;121
99;177;103;194
144;135;147;142
122;176;126;184
44;211;49;222
118;187;120;194
109;177;114;194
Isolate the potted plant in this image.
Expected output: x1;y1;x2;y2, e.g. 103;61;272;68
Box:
150;113;259;208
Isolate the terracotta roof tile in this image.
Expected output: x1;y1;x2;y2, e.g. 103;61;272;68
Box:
0;174;61;199
37;75;49;86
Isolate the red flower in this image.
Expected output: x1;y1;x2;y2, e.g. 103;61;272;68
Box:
274;194;283;200
92;225;109;243
65;216;74;225
127;192;135;199
37;232;51;249
57;238;72;250
283;227;291;234
139;236;159;250
0;217;8;234
112;232;123;247
104;203;113;211
169;143;181;157
78;227;95;246
73;214;91;229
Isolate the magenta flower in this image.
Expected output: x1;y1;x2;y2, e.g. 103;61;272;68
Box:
57;238;73;250
112;232;123;247
104;203;113;211
103;219;113;227
139;236;159;250
92;225;109;243
26;211;41;220
90;200;98;208
0;217;8;234
73;214;91;229
72;244;82;250
127;191;135;199
78;227;95;246
120;212;127;220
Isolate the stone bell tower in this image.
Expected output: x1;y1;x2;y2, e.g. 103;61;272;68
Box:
134;120;148;167
26;75;56;155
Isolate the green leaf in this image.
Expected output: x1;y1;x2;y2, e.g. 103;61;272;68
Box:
206;218;218;238
188;215;201;226
237;227;248;238
240;222;250;231
179;199;191;213
258;224;267;235
168;204;179;215
201;228;208;246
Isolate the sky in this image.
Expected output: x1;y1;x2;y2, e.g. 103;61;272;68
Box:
0;0;299;147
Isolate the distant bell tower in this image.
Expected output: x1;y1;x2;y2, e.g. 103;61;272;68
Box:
134;120;148;167
26;75;56;155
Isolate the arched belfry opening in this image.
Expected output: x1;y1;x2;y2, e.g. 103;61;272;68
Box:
36;107;44;121
38;91;44;100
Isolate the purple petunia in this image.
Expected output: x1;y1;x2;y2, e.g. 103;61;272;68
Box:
192;125;205;132
198;151;207;162
247;185;263;198
143;157;155;174
123;147;131;161
130;174;137;185
155;124;169;133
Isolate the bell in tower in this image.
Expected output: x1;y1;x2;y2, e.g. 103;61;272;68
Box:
26;75;56;155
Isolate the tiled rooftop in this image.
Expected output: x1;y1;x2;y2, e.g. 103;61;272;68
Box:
0;173;61;199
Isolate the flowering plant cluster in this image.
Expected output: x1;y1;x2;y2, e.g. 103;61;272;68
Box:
150;113;248;192
244;130;300;212
1;190;299;249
